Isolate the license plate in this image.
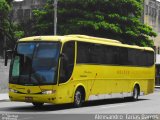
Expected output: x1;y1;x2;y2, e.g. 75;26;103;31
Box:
25;97;33;102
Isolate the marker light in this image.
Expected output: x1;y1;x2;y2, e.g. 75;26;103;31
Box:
9;88;18;93
42;90;56;94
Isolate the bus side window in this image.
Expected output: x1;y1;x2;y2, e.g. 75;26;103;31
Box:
59;41;75;84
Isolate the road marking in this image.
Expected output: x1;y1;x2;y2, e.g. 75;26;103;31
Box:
101;104;127;109
21;117;34;120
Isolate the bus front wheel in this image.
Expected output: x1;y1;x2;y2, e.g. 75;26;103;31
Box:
74;88;83;107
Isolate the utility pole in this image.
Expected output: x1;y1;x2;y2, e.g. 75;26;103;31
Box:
3;34;6;59
54;0;58;35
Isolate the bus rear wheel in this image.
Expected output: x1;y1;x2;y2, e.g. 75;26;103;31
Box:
132;85;139;100
125;85;139;101
74;88;83;107
32;102;44;107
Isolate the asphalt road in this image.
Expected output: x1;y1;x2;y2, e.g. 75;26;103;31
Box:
0;89;160;120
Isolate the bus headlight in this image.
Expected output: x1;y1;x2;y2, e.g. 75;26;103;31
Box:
9;88;18;93
42;90;56;94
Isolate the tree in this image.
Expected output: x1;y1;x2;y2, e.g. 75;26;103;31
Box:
6;0;13;5
0;0;11;56
32;0;156;47
0;0;17;57
32;1;55;36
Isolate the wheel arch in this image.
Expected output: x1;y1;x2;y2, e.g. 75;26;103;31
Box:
72;83;86;102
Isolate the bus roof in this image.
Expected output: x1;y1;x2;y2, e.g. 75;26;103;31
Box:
65;35;121;43
18;35;120;43
18;35;154;51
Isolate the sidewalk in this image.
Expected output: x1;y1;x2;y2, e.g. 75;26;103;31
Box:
0;93;9;101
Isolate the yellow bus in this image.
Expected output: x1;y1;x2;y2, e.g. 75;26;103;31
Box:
5;35;155;107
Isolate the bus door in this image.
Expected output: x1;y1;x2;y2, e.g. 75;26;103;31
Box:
57;41;75;103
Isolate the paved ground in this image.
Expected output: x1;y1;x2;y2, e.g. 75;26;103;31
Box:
0;89;160;120
0;59;10;93
0;89;159;113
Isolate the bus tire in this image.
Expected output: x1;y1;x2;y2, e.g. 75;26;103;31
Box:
32;102;44;107
125;85;139;101
132;85;139;100
74;88;84;107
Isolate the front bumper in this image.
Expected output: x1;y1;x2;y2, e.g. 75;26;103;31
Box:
9;92;57;104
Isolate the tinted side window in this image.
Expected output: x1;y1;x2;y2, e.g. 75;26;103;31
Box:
128;49;154;66
118;47;128;65
90;44;104;64
77;42;91;63
59;41;75;84
77;42;154;67
77;43;106;64
128;49;138;66
147;51;154;66
104;46;118;65
77;42;119;65
140;51;147;66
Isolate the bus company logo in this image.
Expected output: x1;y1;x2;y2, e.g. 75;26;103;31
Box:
27;89;31;94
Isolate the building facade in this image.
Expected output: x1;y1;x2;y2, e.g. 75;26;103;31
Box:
11;0;46;23
143;0;160;85
143;0;160;48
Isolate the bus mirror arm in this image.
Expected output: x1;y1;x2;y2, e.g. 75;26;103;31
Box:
4;49;13;66
60;53;65;58
60;53;68;62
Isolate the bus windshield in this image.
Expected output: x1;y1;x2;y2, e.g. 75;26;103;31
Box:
10;42;61;85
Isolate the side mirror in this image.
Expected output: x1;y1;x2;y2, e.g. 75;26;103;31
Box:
4;50;13;66
60;53;68;62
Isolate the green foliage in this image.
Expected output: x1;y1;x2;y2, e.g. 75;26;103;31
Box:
0;0;10;34
5;0;13;5
0;0;10;16
31;0;156;47
0;0;15;55
14;31;24;39
31;1;54;35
